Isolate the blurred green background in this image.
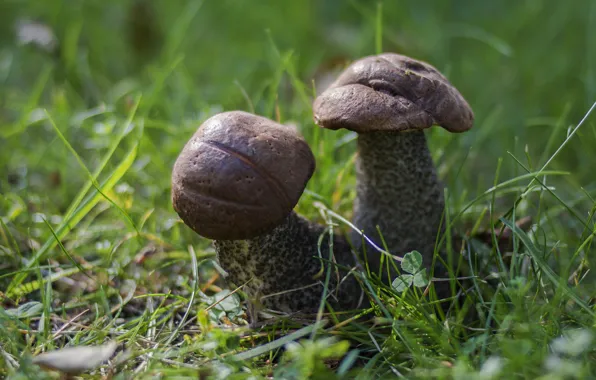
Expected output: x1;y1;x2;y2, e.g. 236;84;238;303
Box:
1;0;595;260
0;0;596;378
1;2;595;377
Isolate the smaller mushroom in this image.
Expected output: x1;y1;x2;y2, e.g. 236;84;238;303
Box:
172;111;362;317
313;53;474;287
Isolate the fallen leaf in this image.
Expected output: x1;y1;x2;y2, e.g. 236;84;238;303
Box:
32;340;118;375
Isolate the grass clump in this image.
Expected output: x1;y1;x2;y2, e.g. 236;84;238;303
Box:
1;0;596;378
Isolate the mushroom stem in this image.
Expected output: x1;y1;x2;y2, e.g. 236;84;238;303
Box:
312;53;474;291
352;130;446;277
215;211;362;315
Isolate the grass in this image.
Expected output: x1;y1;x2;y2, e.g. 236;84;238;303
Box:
1;0;596;378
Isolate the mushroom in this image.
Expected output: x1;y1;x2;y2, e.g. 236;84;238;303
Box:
312;53;474;285
172;111;362;317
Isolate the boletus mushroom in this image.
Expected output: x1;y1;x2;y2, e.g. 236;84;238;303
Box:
172;111;362;317
313;53;474;284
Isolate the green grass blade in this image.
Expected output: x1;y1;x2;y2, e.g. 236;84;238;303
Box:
62;95;142;222
500;218;595;317
6;131;142;297
44;110;140;235
375;2;383;54
1;65;53;138
231;320;328;361
41;217;93;280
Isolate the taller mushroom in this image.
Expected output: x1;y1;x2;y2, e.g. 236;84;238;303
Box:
313;53;474;280
172;111;362;317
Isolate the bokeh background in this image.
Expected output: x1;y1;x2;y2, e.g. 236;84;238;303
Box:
1;2;596;377
1;0;595;282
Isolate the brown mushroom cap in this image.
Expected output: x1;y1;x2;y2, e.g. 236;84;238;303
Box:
313;53;474;133
172;111;315;240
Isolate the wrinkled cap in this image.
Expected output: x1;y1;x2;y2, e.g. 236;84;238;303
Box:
172;111;315;240
313;53;474;133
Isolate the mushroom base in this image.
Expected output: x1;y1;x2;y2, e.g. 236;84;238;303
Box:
352;130;450;283
215;212;364;316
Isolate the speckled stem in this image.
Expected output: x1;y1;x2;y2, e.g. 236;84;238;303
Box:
215;211;363;315
351;130;447;279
